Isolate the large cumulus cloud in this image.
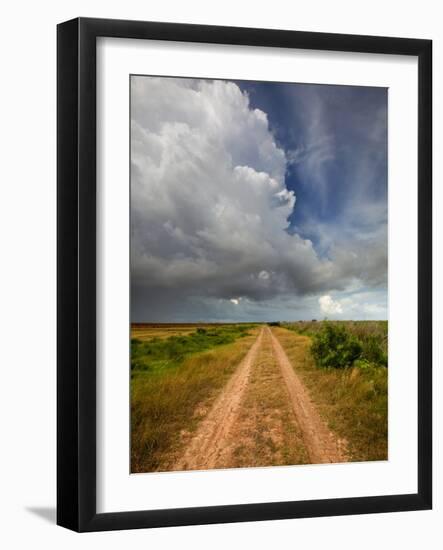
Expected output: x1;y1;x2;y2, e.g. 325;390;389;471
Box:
130;77;386;321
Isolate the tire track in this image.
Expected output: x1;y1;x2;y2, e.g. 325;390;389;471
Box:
173;327;264;471
268;327;346;464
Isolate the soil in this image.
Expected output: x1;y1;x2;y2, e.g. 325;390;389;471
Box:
173;326;347;471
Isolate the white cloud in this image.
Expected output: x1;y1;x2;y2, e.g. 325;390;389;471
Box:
130;77;387;321
131;77;339;306
339;291;387;320
319;295;343;316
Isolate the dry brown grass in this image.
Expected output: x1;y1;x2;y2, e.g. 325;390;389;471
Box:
131;324;200;341
272;327;388;462
131;329;259;472
131;323;257;341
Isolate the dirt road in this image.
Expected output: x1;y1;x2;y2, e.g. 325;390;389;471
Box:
173;328;264;471
174;326;346;471
268;329;346;464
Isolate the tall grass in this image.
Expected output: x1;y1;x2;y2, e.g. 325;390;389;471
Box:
284;320;388;368
131;325;256;472
131;325;254;374
273;326;388;461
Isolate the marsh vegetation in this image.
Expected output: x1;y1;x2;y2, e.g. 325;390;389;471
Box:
131;321;388;472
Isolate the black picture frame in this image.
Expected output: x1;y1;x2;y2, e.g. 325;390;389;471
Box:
57;17;432;532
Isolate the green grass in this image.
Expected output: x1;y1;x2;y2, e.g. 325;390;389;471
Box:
131;324;257;472
273;326;388;462
284;320;388;369
131;324;255;375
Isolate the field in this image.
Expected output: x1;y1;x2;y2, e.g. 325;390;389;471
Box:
131;321;388;473
131;323;258;472
274;322;388;461
131;323;233;341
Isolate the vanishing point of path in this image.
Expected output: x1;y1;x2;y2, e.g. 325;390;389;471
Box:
173;326;346;471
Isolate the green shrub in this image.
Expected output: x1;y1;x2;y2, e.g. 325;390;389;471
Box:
353;358;376;371
311;323;362;369
130;324;252;373
361;335;387;366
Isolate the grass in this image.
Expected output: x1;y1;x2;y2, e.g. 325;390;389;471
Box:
131;324;257;472
131;320;388;470
131;327;196;341
284;320;388;368
226;329;309;468
272;325;388;462
131;323;226;342
131;324;255;374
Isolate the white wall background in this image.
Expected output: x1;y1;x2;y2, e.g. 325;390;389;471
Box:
0;1;440;547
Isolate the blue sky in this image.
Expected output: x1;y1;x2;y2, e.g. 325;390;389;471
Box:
237;80;387;254
130;76;387;322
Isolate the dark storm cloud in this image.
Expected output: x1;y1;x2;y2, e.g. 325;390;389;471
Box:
130;76;387;321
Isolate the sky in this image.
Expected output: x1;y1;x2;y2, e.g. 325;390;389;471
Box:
130;76;387;322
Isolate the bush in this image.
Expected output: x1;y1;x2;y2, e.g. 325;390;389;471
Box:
311;323;362;369
361;335;388;366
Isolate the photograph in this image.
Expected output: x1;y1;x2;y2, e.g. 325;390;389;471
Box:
130;75;388;474
0;0;437;541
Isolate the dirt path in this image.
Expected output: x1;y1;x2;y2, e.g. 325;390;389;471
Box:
213;326;309;468
174;325;346;471
173;327;264;471
268;327;346;464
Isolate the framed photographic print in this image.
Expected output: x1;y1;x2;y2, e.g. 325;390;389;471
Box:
57;17;432;532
